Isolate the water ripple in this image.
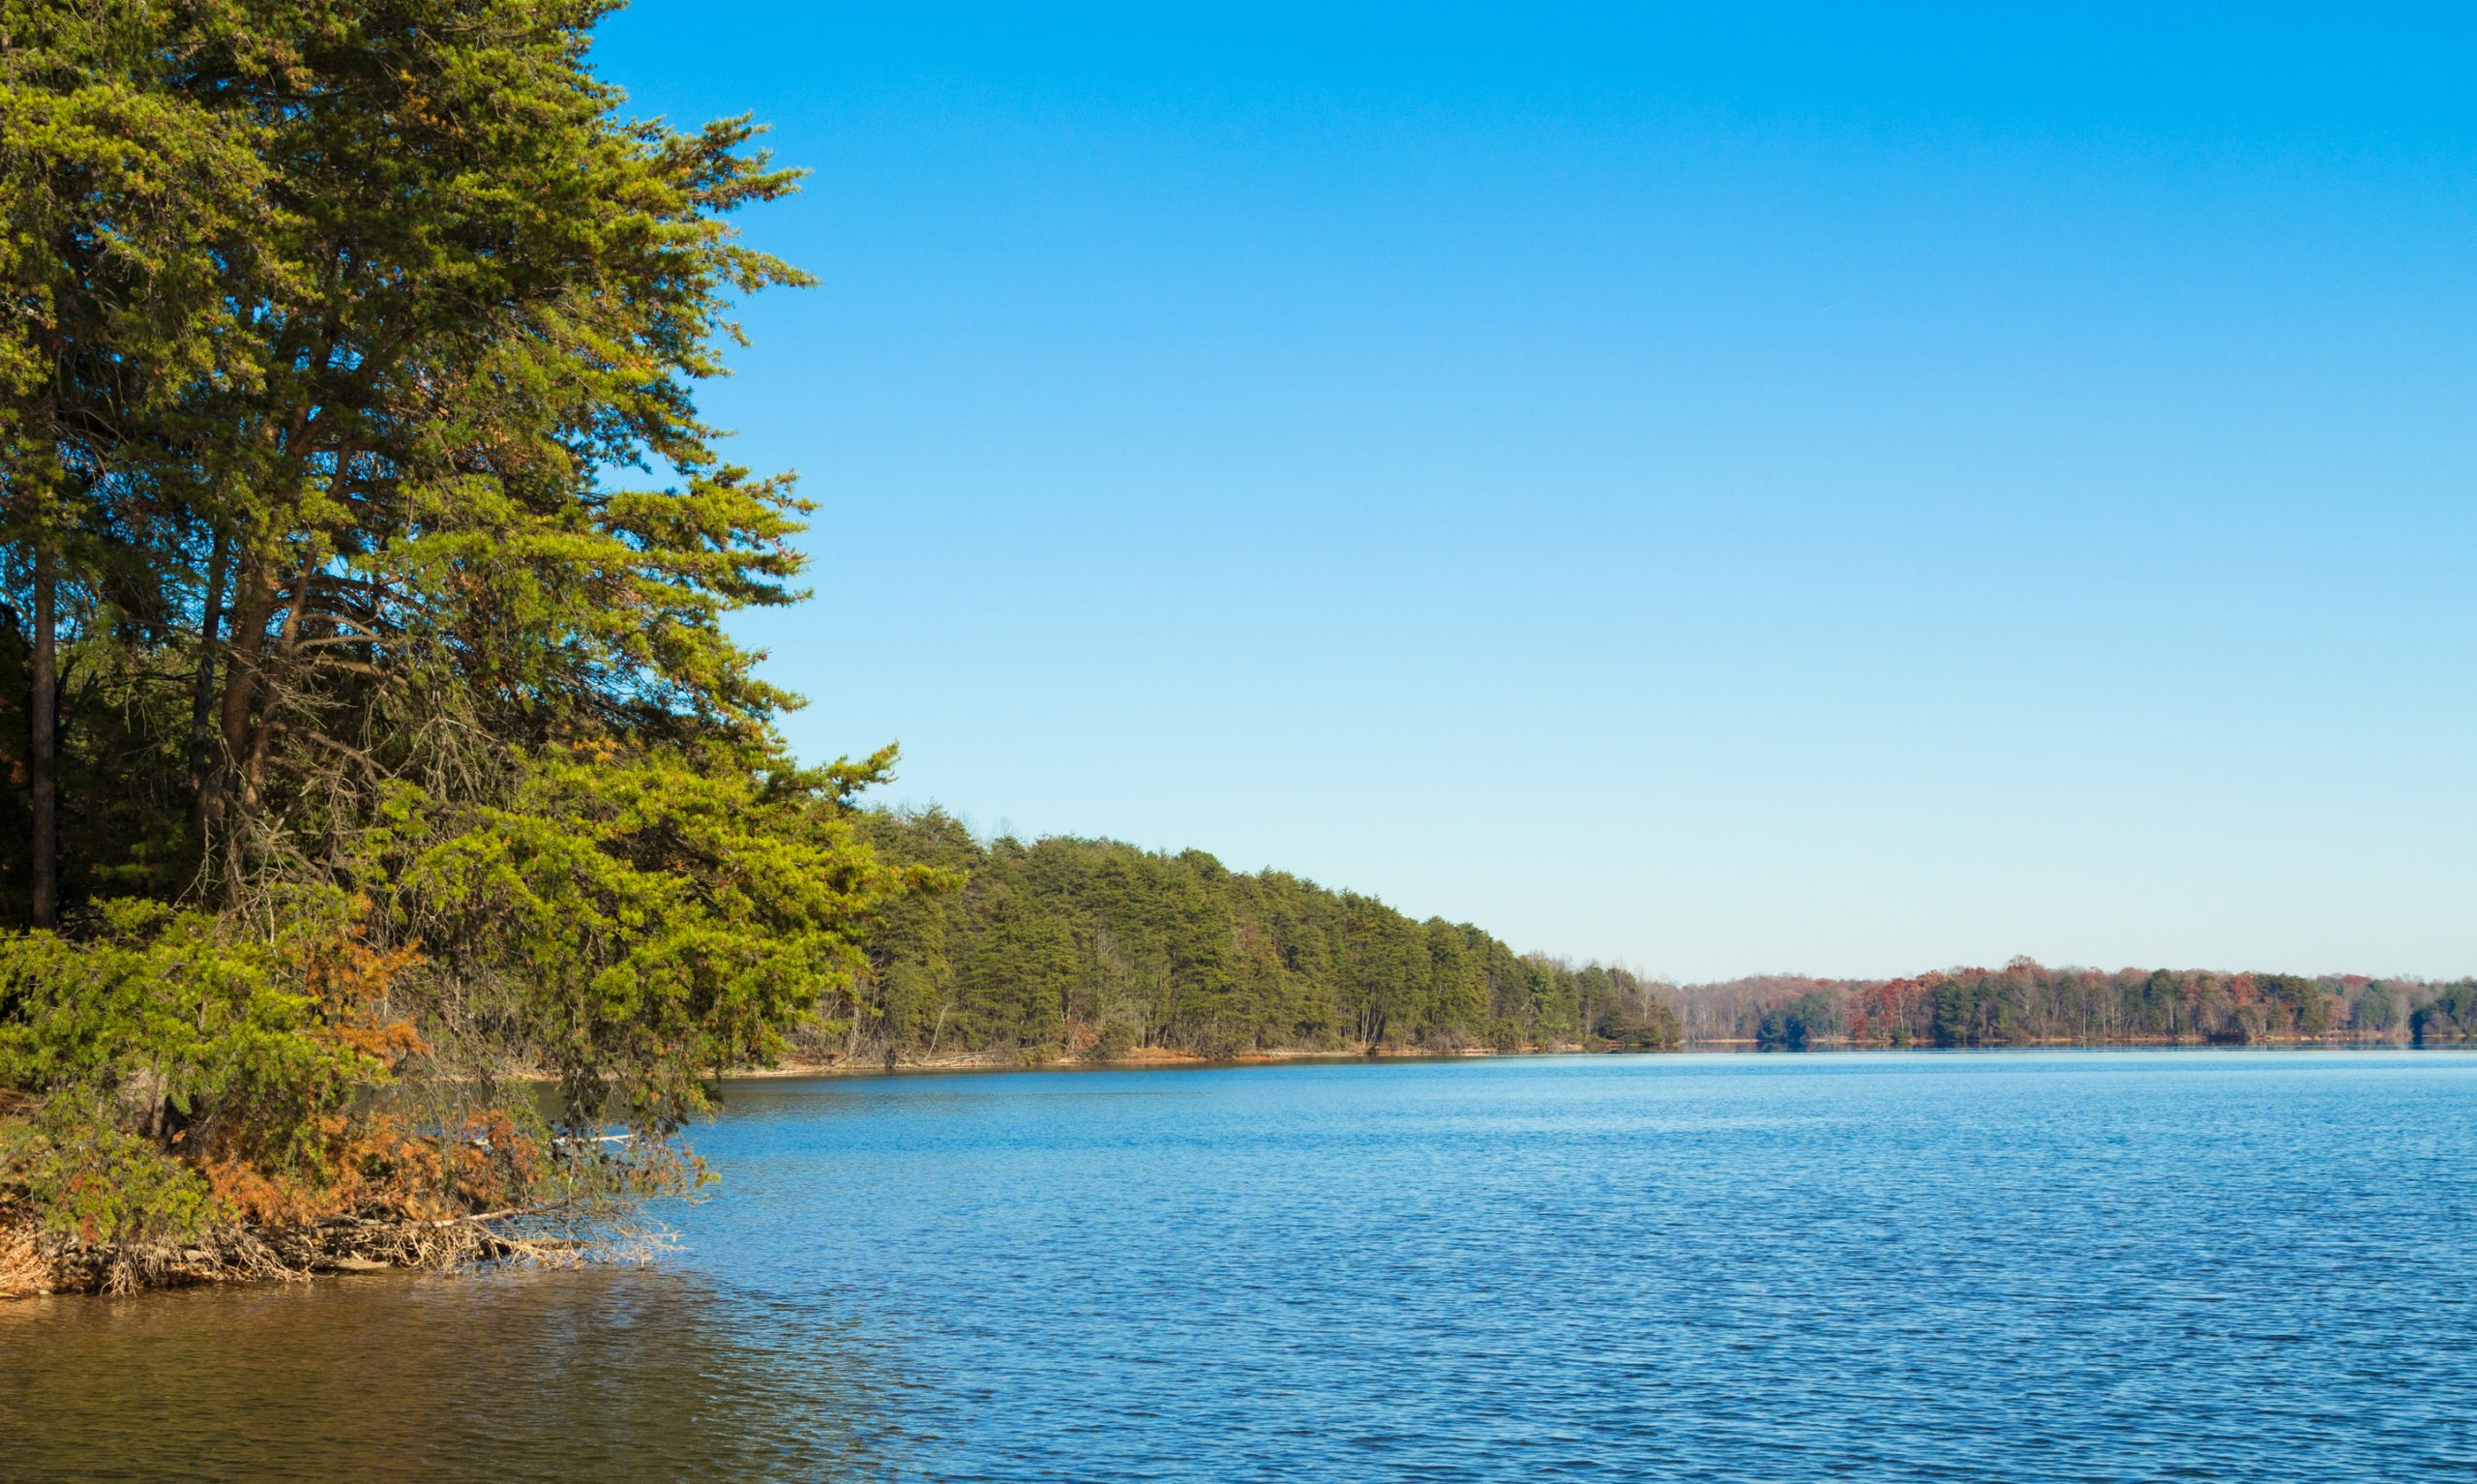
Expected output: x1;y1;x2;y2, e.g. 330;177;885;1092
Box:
5;1051;2474;1481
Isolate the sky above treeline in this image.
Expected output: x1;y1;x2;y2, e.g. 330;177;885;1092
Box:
588;3;2476;982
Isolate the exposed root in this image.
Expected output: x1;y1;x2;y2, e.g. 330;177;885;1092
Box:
0;1226;45;1299
0;1206;631;1299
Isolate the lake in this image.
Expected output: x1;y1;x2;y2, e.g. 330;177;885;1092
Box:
5;1051;2474;1481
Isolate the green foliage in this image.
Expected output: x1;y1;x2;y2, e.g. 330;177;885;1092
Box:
0;898;385;1171
1930;978;1988;1049
843;810;1680;1061
2355;984;2400;1033
398;742;918;1134
0;0;916;1260
1756;993;1836;1052
0;1095;218;1245
2411;984;2477;1046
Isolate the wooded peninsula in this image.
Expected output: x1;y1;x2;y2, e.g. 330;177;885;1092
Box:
1;3;2467;1300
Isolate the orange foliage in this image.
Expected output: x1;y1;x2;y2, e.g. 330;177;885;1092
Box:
196;1109;548;1229
297;910;430;1071
184;914;549;1230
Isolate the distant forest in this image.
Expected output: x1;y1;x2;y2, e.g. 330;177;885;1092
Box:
821;808;1684;1063
826;810;2475;1063
1682;963;2476;1051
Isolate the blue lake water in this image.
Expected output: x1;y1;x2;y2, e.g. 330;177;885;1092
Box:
5;1051;2475;1481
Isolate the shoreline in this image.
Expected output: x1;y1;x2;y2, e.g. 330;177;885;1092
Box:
730;1033;2435;1083
12;1034;2446;1302
731;1045;1536;1080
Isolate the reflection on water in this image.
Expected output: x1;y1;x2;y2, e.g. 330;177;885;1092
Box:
6;1051;2477;1481
0;1266;910;1481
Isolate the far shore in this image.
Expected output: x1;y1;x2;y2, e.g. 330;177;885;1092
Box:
728;1033;2437;1083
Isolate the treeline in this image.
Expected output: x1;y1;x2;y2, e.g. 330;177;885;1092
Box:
822;808;1681;1063
828;812;2469;1063
1675;960;2477;1050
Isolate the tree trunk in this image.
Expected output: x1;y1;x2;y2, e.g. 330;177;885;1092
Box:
29;540;56;930
208;551;273;896
188;526;230;837
236;547;322;817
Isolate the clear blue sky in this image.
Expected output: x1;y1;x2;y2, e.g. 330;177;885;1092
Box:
590;3;2476;982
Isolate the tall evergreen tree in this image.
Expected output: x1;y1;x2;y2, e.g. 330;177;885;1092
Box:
0;0;920;1275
